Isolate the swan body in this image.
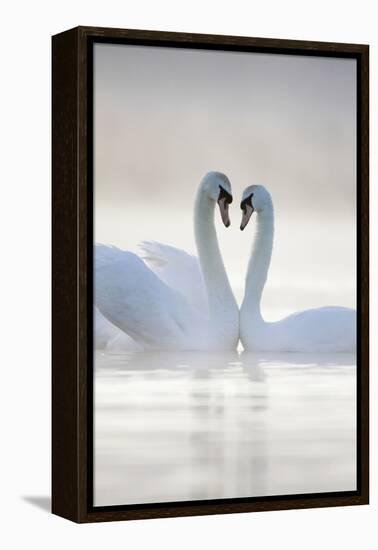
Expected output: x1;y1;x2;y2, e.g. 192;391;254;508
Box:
95;305;120;348
95;306;142;351
240;185;356;353
95;172;239;351
139;240;207;313
95;241;206;351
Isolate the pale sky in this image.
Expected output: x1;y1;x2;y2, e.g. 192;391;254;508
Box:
94;43;356;317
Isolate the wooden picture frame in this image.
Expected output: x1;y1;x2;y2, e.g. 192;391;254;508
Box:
52;26;369;523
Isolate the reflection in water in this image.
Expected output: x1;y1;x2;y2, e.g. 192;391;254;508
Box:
94;350;356;506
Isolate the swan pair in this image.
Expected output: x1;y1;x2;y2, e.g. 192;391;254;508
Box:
95;172;356;352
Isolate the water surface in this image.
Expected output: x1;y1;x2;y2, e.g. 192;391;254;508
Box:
94;350;356;506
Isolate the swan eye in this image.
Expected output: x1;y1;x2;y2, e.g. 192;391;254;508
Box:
218;185;233;204
240;193;254;211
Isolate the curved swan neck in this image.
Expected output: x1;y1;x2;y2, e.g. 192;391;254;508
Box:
243;200;274;317
194;188;236;317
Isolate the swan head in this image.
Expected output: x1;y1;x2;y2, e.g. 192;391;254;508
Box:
200;171;233;227
240;185;271;230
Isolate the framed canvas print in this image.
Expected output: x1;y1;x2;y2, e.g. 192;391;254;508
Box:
52;26;369;523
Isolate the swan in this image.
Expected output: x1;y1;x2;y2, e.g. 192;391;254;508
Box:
95;171;239;351
239;185;356;352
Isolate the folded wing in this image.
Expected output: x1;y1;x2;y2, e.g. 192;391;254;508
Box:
95;247;200;350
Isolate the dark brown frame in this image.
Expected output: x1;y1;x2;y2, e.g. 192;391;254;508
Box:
52;26;369;523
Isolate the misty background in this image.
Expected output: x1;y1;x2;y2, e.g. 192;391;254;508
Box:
94;43;356;318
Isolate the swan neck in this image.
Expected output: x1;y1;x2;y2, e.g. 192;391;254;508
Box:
243;203;274;317
194;190;236;318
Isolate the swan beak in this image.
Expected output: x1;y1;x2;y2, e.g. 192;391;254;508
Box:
240;205;254;230
218;198;231;227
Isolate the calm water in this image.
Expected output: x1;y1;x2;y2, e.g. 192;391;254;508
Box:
94;350;356;506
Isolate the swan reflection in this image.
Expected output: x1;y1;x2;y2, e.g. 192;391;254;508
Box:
94;350;356;506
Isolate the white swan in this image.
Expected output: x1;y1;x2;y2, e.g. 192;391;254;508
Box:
95;172;239;351
239;185;356;352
